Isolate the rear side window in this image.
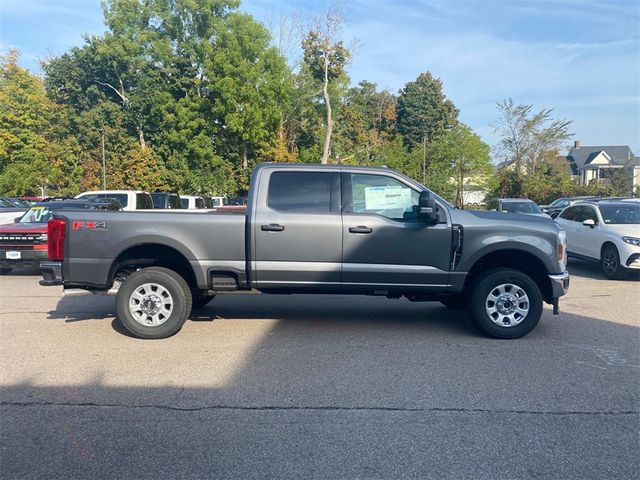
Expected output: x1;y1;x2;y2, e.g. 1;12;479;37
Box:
181;198;189;208
559;206;579;221
267;171;334;213
169;195;182;209
136;193;153;209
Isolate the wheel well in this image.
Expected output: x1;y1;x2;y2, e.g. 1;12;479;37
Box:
464;249;553;302
110;244;197;289
600;241;617;257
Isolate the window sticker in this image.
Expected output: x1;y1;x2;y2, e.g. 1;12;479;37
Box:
364;186;411;210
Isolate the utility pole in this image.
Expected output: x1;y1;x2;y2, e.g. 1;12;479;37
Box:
422;134;427;184
102;130;106;190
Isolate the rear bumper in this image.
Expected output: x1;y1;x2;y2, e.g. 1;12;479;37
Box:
39;261;63;286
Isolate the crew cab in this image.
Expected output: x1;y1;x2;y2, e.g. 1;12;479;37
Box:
40;164;570;339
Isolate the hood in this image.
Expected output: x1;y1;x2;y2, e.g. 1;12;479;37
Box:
0;222;47;234
603;224;640;237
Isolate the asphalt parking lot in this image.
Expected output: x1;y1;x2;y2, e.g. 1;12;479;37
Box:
1;259;639;479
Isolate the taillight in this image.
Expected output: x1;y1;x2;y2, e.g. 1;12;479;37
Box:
48;219;66;261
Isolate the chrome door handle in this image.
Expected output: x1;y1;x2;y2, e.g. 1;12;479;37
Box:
261;224;285;232
349;226;373;234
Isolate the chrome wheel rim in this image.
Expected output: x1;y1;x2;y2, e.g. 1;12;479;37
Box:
129;283;174;327
602;250;618;275
485;283;530;327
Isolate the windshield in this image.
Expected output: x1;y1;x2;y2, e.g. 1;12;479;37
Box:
549;199;569;208
599;205;640;225
79;193;128;208
502;201;541;214
18;205;55;223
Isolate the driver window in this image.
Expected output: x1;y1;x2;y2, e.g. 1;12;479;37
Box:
350;174;419;221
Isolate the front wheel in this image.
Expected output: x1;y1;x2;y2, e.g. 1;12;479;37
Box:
601;244;626;280
468;268;543;339
116;267;192;339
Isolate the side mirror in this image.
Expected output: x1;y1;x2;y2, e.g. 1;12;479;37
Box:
418;191;438;222
14;216;22;224
582;219;596;228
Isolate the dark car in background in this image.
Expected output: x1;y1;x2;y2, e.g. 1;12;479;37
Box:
0;199;120;274
540;196;596;218
151;192;183;209
227;196;247;206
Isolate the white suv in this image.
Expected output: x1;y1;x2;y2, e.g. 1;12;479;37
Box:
75;190;154;211
555;201;640;279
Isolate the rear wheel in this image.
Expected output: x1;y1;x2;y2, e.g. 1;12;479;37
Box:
0;267;12;275
116;267;192;339
468;268;543;339
601;244;626;280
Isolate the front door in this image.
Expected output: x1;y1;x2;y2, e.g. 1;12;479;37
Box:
341;172;452;290
253;169;342;289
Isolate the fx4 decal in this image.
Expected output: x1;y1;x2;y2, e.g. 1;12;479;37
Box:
72;221;107;230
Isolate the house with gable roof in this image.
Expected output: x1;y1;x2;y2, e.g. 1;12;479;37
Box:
565;141;640;193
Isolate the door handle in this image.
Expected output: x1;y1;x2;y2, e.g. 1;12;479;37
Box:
349;226;373;234
261;223;285;232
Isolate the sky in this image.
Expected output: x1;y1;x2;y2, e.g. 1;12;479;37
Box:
1;0;639;155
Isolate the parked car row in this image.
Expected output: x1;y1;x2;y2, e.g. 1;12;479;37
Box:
485;195;639;279
0;198;122;274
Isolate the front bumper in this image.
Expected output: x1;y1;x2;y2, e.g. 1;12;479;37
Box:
39;261;63;286
548;271;570;314
549;271;570;297
0;249;47;269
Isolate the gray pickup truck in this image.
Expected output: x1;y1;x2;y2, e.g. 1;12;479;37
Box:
40;163;569;339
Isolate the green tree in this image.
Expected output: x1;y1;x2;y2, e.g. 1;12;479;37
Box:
334;80;397;163
43;0;293;193
426;124;492;207
396;72;459;150
0;50;81;196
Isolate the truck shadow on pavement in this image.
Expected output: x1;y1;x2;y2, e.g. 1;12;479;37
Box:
3;304;639;480
48;293;478;337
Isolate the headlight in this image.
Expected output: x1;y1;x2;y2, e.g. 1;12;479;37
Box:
622;236;640;246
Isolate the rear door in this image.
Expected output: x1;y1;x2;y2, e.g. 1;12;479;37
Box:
557;206;589;257
252;169;342;289
341;172;452;289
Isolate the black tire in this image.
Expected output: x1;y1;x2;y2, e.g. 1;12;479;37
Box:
468;268;543;339
440;296;467;310
116;267;192;339
192;292;215;309
601;244;627;280
0;268;12;275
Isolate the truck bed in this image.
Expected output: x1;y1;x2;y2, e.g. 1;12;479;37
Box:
58;210;247;289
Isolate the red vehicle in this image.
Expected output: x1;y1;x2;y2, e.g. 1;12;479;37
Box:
0;199;120;274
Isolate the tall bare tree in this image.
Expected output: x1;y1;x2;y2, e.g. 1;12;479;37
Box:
302;5;351;164
492;98;572;175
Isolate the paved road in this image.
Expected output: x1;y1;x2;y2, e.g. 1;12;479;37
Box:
1;259;639;479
